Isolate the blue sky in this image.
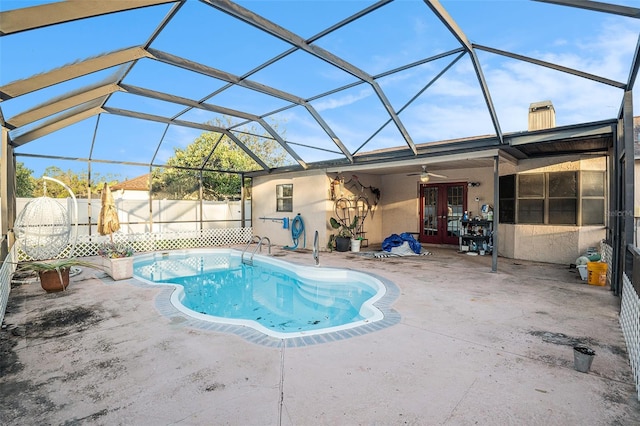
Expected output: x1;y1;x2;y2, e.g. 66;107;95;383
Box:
1;0;640;180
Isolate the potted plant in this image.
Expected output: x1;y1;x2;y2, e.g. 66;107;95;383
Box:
97;241;135;280
16;258;101;293
329;216;359;252
351;236;364;253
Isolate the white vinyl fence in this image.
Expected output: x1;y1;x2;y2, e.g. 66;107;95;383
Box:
14;198;251;235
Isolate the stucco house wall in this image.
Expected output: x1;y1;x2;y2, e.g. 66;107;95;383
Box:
252;155;607;264
252;171;331;250
498;156;607;264
327;173;384;247
252;171;383;251
499;224;605;264
379;166;494;237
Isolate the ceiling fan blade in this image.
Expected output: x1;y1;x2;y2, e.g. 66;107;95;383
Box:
428;172;448;178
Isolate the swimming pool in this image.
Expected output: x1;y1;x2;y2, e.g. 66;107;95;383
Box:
133;249;386;339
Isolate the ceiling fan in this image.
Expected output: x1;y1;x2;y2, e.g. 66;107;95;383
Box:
407;165;448;182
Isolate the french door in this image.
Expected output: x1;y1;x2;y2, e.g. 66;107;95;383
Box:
419;183;467;245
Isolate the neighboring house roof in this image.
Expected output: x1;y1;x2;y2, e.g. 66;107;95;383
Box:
111;174;149;191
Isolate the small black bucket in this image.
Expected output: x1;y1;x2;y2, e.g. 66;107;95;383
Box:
573;346;595;373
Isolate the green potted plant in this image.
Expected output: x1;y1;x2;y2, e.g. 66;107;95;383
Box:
97;241;135;280
351;236;364;253
329;216;359;252
16;258;101;293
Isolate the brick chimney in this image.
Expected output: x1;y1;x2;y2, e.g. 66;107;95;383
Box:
528;100;555;131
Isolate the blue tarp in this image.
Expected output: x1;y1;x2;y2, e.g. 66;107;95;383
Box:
381;233;422;254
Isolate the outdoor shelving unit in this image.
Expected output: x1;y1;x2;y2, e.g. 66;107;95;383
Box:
459;219;493;254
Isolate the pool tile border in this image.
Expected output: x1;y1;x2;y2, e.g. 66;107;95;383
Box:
128;269;401;348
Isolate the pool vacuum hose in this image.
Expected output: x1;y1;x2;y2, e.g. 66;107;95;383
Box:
284;214;305;250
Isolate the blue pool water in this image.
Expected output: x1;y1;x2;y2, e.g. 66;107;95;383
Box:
133;249;385;338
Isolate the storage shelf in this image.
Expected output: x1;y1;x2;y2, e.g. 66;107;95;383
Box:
459;219;493;253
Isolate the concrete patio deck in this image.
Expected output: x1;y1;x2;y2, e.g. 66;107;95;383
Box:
1;246;639;425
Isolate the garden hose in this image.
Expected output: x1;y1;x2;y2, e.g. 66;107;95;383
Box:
284;214;305;250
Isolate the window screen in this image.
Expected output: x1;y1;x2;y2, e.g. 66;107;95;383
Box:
499;175;515;223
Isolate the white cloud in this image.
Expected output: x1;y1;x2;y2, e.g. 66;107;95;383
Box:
313;87;374;111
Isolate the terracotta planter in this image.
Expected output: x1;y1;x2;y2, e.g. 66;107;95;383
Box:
38;268;70;292
102;257;133;280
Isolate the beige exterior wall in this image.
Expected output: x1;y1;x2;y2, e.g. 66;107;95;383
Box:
379;166;494;237
252;155;607;263
499;224;604;265
327;173;384;247
252;170;327;249
498;156;607;264
252;171;383;251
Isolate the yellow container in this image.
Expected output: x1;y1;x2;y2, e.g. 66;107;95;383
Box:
587;262;608;286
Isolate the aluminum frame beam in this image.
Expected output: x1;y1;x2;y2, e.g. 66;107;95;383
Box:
121;84;307;169
202;0;417;155
474;44;626;89
11;102;104;146
534;0;640;18
104;107;271;171
0;47;150;100
0;0;178;36
7;83;121;129
423;0;504;144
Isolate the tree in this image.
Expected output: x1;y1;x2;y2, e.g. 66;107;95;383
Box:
16;162;36;197
152;118;289;200
33;166;120;198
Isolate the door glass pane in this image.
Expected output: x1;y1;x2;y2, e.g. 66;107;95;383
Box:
447;185;464;237
423;187;438;237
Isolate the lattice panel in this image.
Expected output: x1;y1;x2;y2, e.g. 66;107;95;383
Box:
17;227;254;261
620;273;640;400
0;245;17;326
600;240;613;287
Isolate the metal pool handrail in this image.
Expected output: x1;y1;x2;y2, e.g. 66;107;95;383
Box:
313;230;319;266
241;235;261;265
242;236;271;266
